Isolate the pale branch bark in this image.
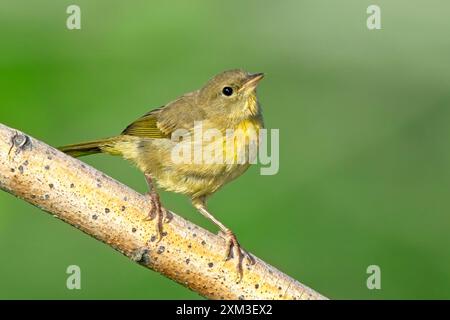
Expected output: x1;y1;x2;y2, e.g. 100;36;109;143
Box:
0;123;327;300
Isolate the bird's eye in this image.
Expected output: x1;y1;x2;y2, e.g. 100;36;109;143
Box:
222;86;233;96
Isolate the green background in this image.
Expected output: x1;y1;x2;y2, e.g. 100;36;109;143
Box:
1;0;449;299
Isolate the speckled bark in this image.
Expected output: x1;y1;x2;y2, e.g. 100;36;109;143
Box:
0;123;327;300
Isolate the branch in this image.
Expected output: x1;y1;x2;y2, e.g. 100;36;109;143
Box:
0;123;326;300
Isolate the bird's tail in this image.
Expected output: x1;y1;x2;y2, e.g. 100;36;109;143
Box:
58;137;119;158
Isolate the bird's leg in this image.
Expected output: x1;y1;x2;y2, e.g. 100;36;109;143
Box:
144;174;167;241
192;197;255;281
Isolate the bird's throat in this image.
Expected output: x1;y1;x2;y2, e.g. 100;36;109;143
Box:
245;93;259;117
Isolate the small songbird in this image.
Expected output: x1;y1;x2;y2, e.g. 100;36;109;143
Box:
59;69;265;279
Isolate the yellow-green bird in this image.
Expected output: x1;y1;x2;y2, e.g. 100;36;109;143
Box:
59;69;265;278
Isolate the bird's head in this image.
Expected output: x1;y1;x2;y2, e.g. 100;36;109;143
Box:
198;69;264;121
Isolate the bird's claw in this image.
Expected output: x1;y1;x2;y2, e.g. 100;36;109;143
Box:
144;191;167;242
222;230;256;282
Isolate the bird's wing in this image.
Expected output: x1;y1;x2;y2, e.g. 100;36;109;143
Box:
121;92;205;139
121;106;170;138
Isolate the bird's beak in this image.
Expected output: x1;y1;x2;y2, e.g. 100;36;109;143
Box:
240;73;264;93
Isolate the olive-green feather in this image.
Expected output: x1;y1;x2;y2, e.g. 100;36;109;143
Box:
58;138;115;157
121;109;170;139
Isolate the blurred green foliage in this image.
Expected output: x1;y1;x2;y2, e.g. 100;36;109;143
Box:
1;0;449;299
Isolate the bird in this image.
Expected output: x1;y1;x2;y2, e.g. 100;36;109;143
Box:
58;69;265;279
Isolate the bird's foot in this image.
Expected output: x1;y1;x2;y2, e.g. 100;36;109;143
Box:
144;190;168;242
221;230;256;282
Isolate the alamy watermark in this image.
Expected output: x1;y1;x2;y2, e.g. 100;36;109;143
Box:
66;265;81;290
366;265;381;290
169;121;279;175
367;5;381;30
66;5;81;30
